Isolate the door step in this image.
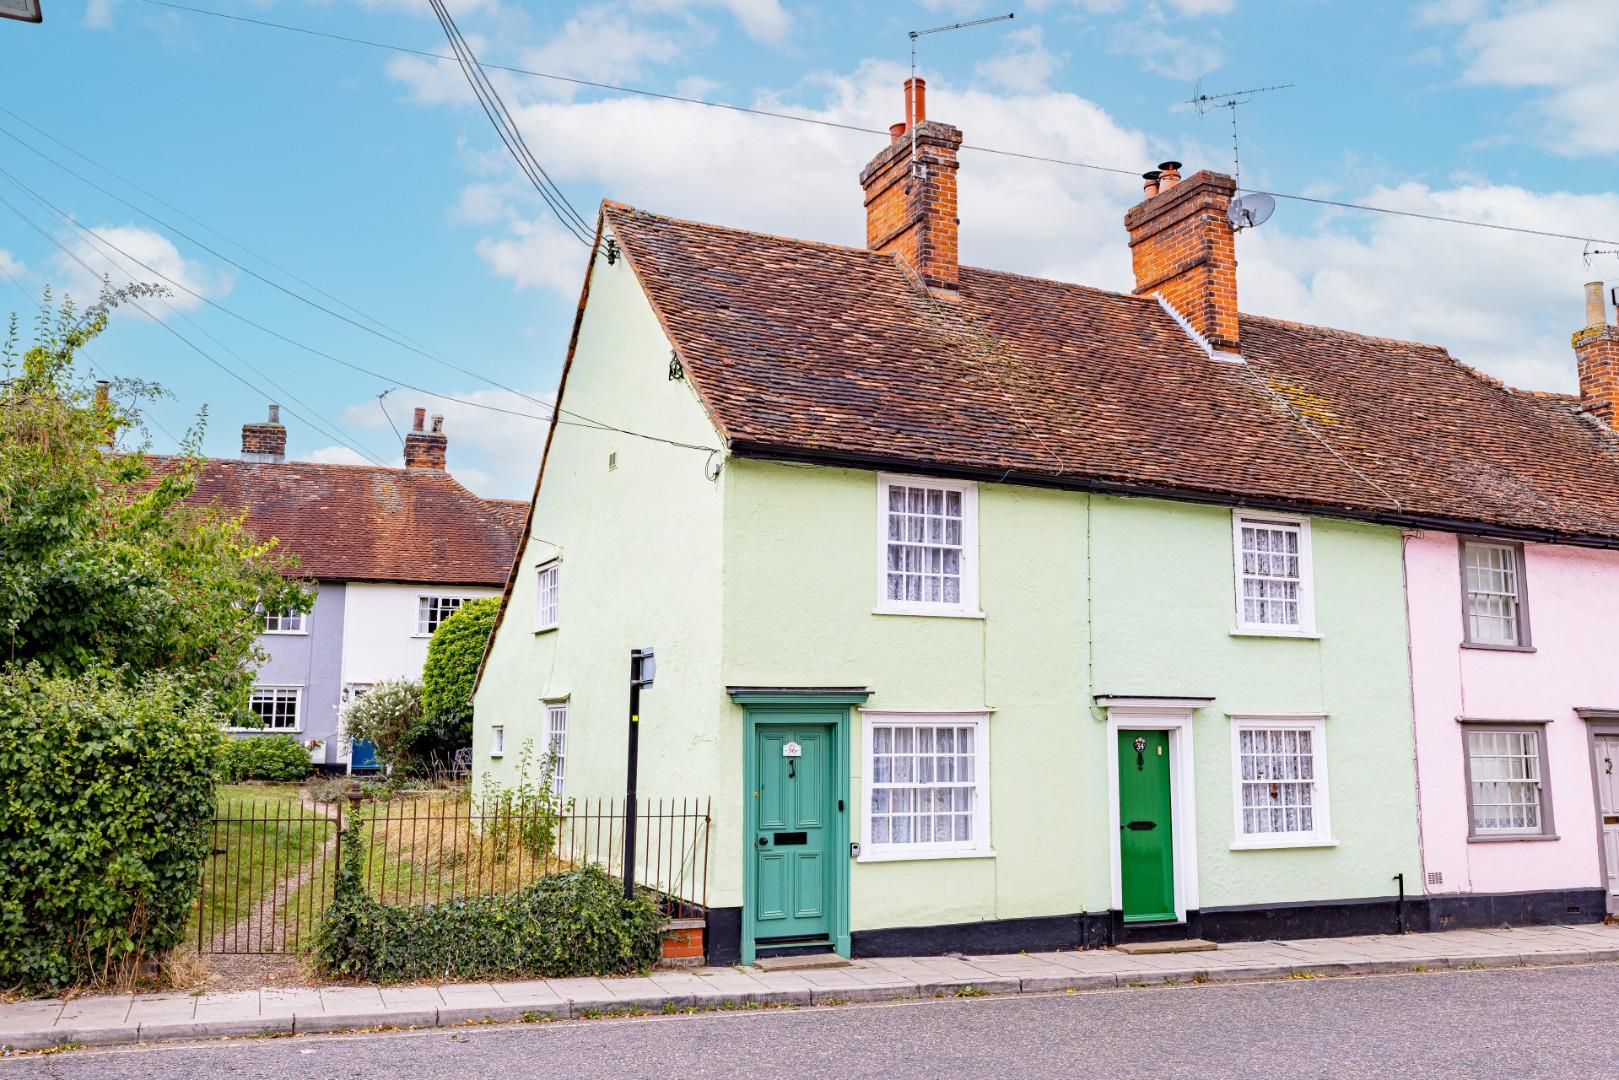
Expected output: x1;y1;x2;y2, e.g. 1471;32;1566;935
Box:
752;952;850;972
1114;938;1218;955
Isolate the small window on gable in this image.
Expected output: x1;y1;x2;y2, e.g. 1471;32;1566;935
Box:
1232;513;1316;635
876;475;979;617
1462;540;1531;648
491;725;505;757
546;701;568;795
417;595;465;636
535;561;560;632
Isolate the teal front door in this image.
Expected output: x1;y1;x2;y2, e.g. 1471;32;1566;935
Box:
1118;729;1176;922
751;724;834;944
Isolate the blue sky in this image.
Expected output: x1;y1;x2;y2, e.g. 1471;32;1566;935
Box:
4;0;1618;496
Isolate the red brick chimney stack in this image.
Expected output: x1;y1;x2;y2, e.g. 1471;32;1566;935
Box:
241;403;287;463
1575;280;1619;425
859;79;964;299
404;406;448;470
1124;161;1241;358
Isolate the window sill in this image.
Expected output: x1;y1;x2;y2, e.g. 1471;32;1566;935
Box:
226;729;303;735
872;606;986;620
1230;837;1338;851
1230;628;1322;641
1460;642;1536;654
261;630;310;637
856;848;996;864
1467;833;1559;844
489;753;504;759
533;624;558;636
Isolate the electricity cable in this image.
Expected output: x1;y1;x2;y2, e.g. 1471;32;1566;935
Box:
134;0;1619;248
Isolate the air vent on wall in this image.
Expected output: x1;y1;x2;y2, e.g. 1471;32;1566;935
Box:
1426;871;1443;886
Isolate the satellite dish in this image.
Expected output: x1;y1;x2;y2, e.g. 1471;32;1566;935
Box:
1228;193;1275;231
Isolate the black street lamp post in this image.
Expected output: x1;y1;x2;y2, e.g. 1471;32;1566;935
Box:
622;647;655;901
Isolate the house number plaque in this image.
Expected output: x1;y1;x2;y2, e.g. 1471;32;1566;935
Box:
782;741;802;758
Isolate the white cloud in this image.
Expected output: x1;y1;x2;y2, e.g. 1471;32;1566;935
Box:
522;8;682;87
631;0;792;43
84;0;115;29
1446;0;1619;155
1243;181;1619;393
306;445;389;467
974;26;1064;93
52;224;233;315
1110;18;1226;79
1415;0;1486;25
446;61;1152;299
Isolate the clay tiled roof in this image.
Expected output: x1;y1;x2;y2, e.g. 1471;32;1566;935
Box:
152;457;524;585
605;204;1619;545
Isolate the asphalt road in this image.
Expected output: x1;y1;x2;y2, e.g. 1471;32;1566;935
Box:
5;963;1615;1079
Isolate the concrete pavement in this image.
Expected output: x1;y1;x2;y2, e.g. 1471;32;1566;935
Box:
2;922;1616;1052
4;962;1615;1078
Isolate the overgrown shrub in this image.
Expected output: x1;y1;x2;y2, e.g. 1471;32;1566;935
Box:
421;596;498;752
315;814;662;983
0;667;223;995
219;734;312;782
340;679;424;775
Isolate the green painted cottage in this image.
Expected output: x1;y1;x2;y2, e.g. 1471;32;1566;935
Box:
473;82;1603;963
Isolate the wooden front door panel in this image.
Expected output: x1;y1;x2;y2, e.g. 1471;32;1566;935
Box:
751;725;833;942
1118;729;1176;923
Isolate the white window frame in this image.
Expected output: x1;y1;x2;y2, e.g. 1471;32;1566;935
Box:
545;700;568;795
874;474;982;618
1231;512;1317;637
858;710;993;862
261;608;308;635
534;560;560;633
232;685;303;733
490;725;505;758
1228;714;1335;850
415;594;469;637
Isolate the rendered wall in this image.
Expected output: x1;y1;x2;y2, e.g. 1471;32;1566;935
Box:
339;582;501;690
1089;497;1424;909
249;581;345;766
471;230;731;898
1404;531;1610;896
721;461;1092;930
721;468;1423;931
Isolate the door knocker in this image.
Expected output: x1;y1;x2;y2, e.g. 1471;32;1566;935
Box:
787;758;796;779
1606;756;1613;775
1134;736;1146;772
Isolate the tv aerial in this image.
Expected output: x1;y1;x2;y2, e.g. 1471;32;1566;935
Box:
1583;240;1619;268
907;12;1015;178
1185;81;1293;186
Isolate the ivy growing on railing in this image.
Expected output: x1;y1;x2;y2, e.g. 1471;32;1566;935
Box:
314;806;662;983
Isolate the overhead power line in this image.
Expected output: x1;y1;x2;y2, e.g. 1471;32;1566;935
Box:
0;116;714;453
427;0;593;246
135;0;1619;249
0;183;388;466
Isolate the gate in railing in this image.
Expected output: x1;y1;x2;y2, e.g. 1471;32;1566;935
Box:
194;792;712;955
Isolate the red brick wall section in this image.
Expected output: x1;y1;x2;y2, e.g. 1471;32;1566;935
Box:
405;413;448;470
1575;325;1619;425
1124;171;1240;352
240;422;286;459
859;114;963;296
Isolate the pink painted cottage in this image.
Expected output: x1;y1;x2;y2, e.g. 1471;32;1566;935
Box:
1406;282;1619;923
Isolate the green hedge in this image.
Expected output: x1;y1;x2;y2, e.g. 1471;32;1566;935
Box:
316;817;663;983
0;667;222;994
220;734;313;782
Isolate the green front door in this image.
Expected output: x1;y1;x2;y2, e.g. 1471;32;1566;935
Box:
1118;729;1176;922
751;724;834;944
